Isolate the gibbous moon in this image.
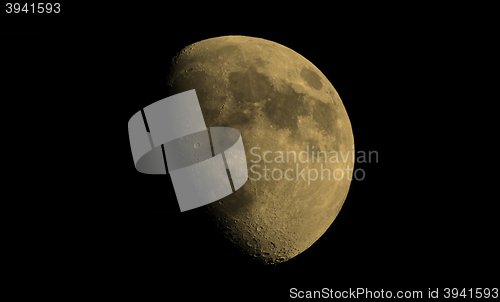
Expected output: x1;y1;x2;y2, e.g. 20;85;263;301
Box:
167;36;354;264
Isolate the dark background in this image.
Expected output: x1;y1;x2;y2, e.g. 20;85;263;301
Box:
2;2;498;299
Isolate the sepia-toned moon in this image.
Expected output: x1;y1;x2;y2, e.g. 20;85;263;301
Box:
167;36;354;264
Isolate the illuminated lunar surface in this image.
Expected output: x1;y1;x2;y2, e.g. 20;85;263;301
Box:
167;36;354;264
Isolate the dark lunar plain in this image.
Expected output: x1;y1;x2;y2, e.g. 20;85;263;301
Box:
2;3;497;300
